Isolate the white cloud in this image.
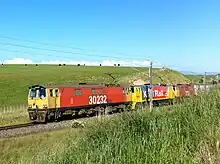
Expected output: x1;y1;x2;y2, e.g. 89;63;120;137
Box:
3;58;33;64
1;58;162;67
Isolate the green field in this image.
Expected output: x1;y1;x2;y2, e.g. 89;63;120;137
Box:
0;64;192;126
1;88;220;163
0;64;191;106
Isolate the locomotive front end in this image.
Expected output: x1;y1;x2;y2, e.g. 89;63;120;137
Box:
27;85;48;122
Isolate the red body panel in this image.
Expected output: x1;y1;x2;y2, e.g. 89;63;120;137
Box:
152;85;169;100
59;86;127;108
177;84;195;97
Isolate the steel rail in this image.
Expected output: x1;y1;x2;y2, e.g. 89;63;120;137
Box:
0;123;35;131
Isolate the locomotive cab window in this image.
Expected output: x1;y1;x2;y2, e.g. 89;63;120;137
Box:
55;89;59;97
29;88;36;99
75;89;82;96
131;87;134;93
126;88;130;94
49;89;53;97
39;87;46;98
125;88;128;94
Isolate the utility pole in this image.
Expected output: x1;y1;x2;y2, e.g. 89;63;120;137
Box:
204;71;206;91
149;61;153;111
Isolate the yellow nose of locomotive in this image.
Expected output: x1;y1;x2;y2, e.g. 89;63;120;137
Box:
27;85;48;122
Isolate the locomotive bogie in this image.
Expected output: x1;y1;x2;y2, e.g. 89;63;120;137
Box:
28;109;47;123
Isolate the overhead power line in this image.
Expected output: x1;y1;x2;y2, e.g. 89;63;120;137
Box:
0;35;85;50
0;35;148;60
0;48;83;60
0;48;153;68
0;35;183;70
0;41;148;60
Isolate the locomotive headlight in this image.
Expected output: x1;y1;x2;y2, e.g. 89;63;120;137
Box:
43;104;47;108
28;104;32;108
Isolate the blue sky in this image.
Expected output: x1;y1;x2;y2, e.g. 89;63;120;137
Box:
0;0;219;73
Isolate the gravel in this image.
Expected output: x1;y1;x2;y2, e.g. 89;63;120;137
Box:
0;111;128;139
0;120;77;139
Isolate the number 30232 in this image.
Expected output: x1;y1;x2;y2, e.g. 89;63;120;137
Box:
89;95;107;105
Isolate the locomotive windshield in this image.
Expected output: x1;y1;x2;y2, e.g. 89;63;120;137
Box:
30;88;36;98
38;88;46;98
29;87;46;99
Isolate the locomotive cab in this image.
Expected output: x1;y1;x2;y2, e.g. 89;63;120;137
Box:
130;85;149;110
27;85;60;122
28;85;48;109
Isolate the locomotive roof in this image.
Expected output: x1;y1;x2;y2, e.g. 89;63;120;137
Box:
29;83;131;89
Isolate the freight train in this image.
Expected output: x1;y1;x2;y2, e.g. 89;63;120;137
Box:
27;83;213;123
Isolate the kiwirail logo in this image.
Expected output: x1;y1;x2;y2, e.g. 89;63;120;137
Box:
1;58;162;67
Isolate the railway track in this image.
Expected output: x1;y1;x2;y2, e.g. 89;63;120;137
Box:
0;122;35;131
0;103;186;139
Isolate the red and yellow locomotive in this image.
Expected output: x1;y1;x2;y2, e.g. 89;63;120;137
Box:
27;82;210;123
28;84;132;122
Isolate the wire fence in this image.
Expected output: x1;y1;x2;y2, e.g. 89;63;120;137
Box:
0;104;27;116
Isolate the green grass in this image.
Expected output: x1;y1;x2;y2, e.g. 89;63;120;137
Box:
185;74;216;84
0;105;29;126
120;67;191;85
0;128;85;164
0;64;190;106
46;89;220;164
1;89;220;163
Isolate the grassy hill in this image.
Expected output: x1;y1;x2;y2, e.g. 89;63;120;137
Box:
185;74;218;84
0;64;191;106
120;68;191;85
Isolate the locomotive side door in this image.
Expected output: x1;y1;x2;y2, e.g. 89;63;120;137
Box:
48;88;56;109
135;87;142;102
54;89;61;109
47;88;61;110
125;87;132;102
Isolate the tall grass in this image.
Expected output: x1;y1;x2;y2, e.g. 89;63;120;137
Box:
0;104;27;114
42;89;220;164
0;104;28;126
